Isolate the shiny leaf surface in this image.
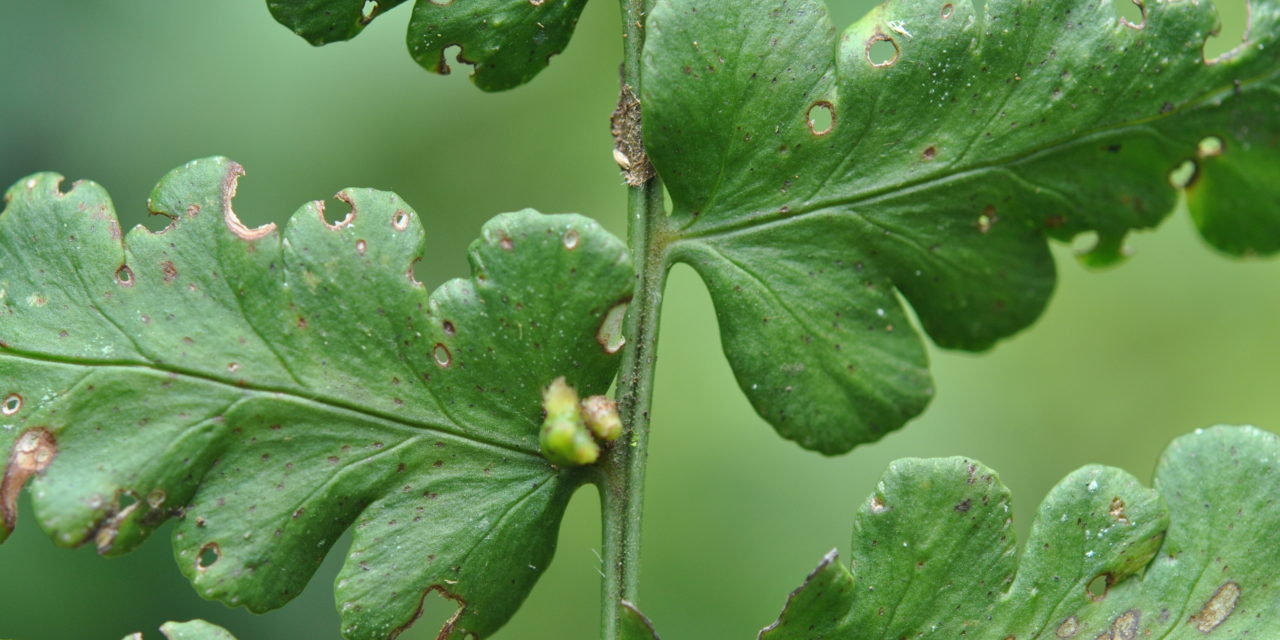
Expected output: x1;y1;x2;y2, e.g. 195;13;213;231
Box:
760;426;1279;639
644;0;1280;453
0;158;633;639
266;0;587;91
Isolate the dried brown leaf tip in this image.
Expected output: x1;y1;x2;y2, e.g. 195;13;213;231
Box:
1;427;57;532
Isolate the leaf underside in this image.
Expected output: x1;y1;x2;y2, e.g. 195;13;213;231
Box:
266;0;587;91
643;0;1280;454
123;620;239;640
760;425;1280;639
620;600;662;640
0;158;633;640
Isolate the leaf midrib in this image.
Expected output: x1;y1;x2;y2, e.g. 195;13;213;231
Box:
0;347;544;462
673;65;1277;243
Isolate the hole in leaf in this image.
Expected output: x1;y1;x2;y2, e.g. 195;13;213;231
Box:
361;0;377;22
118;491;138;509
866;34;899;67
409;257;425;287
320;197;355;230
1086;573;1112;601
807;101;836;136
197;542;221;570
563;229;580;250
437;44;464;75
1112;0;1146;29
1169;159;1199;188
941;3;955;19
1;393;22;416
433;343;452;368
115;265;134;287
391;210;410;231
356;239;368;255
1071;230;1101;255
389;585;468;639
1204;0;1250;61
1198;135;1225;158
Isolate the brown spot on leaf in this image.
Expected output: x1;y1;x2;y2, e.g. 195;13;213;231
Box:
1109;609;1140;639
1109;497;1130;524
1190;581;1240;632
95;491;142;554
1056;615;1080;638
869;495;887;513
2;428;58;532
597;301;629;354
161;261;178;283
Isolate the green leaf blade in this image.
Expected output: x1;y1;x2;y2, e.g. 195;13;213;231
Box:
407;0;589;92
0;158;633;639
264;0;586;91
759;425;1280;638
266;0;409;45
644;0;1280;453
156;620;239;640
619;600;661;640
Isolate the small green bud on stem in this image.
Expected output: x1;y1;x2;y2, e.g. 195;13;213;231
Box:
582;395;622;442
539;377;622;466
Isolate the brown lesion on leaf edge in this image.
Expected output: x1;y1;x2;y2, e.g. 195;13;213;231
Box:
220;162;278;241
1;427;57;533
92;489;143;554
389;584;470;640
318;191;358;230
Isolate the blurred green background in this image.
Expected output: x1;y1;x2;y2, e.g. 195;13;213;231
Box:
0;1;1265;638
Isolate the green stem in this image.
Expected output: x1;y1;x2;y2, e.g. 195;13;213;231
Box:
601;0;667;638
